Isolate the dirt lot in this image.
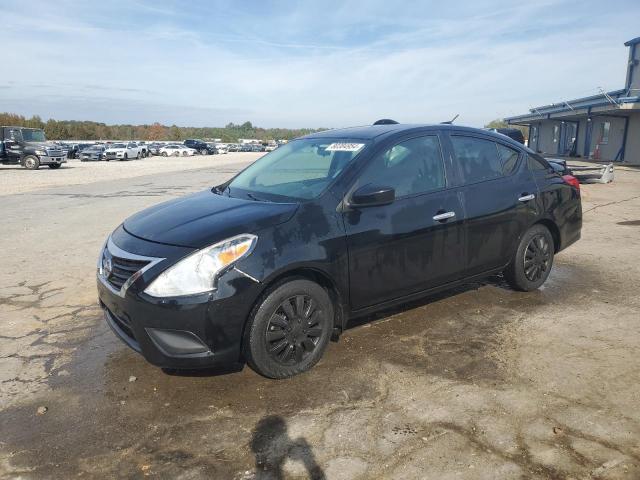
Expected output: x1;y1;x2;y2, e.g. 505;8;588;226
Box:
1;158;639;479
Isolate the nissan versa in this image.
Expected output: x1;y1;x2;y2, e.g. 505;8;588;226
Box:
97;123;582;378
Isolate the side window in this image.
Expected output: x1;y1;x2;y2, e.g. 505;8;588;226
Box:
357;136;445;198
527;153;548;171
451;136;502;183
496;144;520;175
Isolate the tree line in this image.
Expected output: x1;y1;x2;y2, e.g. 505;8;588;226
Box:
0;112;323;142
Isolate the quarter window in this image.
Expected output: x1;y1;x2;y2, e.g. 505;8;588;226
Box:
527;154;548;171
496;144;520;175
451;136;503;183
356;136;446;198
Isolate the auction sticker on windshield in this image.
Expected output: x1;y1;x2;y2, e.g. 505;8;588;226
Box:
325;143;365;152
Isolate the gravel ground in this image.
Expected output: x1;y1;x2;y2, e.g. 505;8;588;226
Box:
1;161;639;479
0;152;263;196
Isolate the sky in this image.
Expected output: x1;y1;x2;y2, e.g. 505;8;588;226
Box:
1;0;639;129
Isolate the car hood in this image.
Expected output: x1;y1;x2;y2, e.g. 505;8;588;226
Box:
123;190;298;248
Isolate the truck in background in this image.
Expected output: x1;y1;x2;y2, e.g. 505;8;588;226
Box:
1;126;67;170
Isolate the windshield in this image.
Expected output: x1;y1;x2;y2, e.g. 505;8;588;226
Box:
21;129;46;142
111;143;126;148
227;138;368;201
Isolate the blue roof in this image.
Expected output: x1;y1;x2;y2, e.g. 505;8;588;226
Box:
624;36;640;47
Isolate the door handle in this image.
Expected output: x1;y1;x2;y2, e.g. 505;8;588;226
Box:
518;193;535;202
433;211;456;222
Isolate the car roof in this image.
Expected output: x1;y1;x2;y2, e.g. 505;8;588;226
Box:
302;123;525;148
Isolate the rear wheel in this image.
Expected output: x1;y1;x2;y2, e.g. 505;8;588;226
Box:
504;224;554;291
23;156;40;170
244;279;333;379
162;152;168;157
182;151;188;156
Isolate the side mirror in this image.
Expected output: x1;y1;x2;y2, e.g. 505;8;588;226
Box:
349;184;395;207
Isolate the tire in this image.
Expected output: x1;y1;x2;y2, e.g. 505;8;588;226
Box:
200;149;208;155
135;152;140;159
162;152;168;157
504;224;555;291
123;153;128;161
48;163;62;169
173;151;180;157
244;279;334;379
182;151;188;156
23;156;40;170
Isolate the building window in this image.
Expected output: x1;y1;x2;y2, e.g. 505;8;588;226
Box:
553;125;559;143
600;121;610;144
530;125;539;145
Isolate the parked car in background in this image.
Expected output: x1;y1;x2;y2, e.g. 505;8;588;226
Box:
251;144;266;152
80;145;106;161
147;143;163;155
104;142;143;161
265;144;277;152
136;142;151;158
487;128;526;145
227;143;240;152
97;123;582;378
159;144;195;157
213;143;228;154
1;126;66;169
240;144;254;152
184;139;217;155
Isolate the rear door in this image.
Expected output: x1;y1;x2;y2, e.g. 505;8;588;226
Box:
343;133;466;310
444;133;539;276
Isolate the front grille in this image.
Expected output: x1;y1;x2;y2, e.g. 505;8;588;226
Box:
105;254;150;290
46;148;63;156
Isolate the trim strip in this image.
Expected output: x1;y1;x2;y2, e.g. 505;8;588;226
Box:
97;236;165;298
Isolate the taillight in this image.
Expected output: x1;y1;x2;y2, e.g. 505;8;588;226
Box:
562;174;580;190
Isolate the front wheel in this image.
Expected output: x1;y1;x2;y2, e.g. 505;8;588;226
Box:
48;163;62;169
162;152;168;157
136;152;140;159
123;153;128;161
504;224;554;291
23;156;40;170
244;279;334;379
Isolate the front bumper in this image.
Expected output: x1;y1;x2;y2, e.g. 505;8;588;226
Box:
97;227;263;369
39;154;67;165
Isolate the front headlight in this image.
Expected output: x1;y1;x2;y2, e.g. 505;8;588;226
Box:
35;149;46;156
144;234;257;297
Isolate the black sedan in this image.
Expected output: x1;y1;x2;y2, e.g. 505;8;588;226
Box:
97;123;582;378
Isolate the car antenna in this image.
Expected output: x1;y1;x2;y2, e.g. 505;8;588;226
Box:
441;114;459;124
373;119;399;125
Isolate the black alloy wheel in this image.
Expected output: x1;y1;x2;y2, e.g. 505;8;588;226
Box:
504;224;554;291
265;295;324;365
244;279;333;378
523;234;551;282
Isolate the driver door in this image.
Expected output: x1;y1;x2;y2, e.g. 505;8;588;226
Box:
343;134;465;310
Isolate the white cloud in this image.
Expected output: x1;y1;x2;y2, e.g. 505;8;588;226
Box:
1;0;638;127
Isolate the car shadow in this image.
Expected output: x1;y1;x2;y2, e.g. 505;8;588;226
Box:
346;274;507;330
251;415;326;480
